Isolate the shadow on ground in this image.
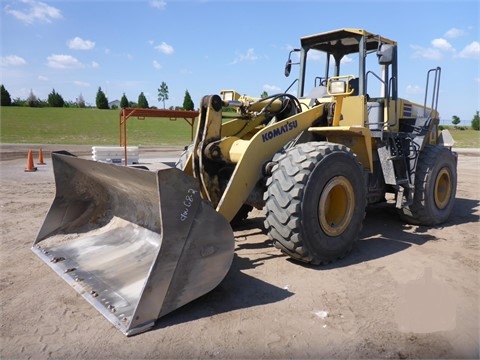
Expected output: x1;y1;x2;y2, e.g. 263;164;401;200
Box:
150;197;478;333
152;252;293;332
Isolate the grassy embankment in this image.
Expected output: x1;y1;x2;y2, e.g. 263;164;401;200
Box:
0;107;194;146
1;107;479;148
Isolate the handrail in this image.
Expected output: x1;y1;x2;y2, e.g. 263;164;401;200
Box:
424;67;441;117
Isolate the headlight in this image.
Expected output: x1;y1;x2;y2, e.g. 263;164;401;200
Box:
328;80;346;95
221;90;234;101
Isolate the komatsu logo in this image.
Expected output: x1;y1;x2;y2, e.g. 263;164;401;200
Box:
262;120;298;142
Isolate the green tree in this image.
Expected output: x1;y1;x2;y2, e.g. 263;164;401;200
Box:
12;97;25;106
96;87;109;109
1;84;12;106
77;93;86;108
138;92;149;109
157;81;169;109
27;89;39;107
472;111;480;131
120;93;129;108
261;91;268;99
451;115;460;128
48;88;65;107
183;89;194;110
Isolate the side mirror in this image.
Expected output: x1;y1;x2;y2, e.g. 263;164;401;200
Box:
284;59;292;77
284;48;300;77
377;44;394;65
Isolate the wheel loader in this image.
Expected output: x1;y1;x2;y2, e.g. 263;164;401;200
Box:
32;28;457;336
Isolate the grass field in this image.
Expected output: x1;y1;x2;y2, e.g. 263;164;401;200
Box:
0;107;194;146
443;127;480;148
1;107;479;148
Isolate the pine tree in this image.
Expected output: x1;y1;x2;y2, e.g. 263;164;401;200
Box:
120;93;129;108
1;84;12;106
48;88;65;107
183;90;194;110
96;87;109;109
138;92;149;109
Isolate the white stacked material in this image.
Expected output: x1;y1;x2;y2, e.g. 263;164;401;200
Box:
92;146;139;165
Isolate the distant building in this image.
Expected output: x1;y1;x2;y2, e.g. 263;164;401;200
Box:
108;100;120;109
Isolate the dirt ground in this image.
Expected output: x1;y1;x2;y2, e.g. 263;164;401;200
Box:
0;145;479;359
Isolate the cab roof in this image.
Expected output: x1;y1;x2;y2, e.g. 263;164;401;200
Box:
300;28;397;55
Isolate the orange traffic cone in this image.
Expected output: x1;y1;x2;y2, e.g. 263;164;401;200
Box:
37;148;46;165
24;149;37;172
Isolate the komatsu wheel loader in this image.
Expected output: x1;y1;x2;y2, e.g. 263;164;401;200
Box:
32;29;457;336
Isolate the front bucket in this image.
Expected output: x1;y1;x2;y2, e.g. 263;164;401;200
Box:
32;151;234;336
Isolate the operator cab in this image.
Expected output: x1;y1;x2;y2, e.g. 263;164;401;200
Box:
284;28;398;131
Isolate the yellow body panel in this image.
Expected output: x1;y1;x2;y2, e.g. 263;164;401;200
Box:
308;126;373;172
338;96;368;127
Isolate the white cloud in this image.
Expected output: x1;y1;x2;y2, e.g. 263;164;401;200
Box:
242;48;257;61
38;75;48;81
411;44;443;60
412;37;479;60
91;61;99;68
155;42;174;55
5;0;62;24
67;37;95;50
458;41;480;59
263;84;281;92
150;0;166;10
431;38;455;52
231;48;258;64
153;60;162;69
444;28;466;39
0;55;27;66
47;54;84;69
341;55;354;64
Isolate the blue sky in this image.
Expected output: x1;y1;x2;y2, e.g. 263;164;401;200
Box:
1;0;479;123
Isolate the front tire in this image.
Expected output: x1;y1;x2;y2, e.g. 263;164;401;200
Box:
399;145;457;225
264;142;367;265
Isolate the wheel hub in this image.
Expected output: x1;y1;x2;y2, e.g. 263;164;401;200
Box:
318;176;355;236
434;168;452;209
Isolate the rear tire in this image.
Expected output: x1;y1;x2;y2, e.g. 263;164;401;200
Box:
264;142;367;265
399;145;457;225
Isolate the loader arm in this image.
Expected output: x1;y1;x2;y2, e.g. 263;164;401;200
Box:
192;95;224;203
216;105;326;222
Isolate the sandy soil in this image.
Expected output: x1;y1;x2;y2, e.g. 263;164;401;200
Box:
0;145;479;359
